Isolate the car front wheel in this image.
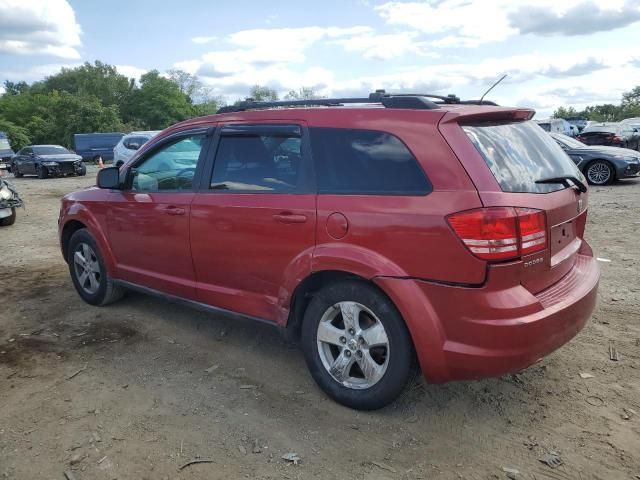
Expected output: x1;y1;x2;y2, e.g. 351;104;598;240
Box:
301;280;416;410
68;228;124;306
585;160;614;185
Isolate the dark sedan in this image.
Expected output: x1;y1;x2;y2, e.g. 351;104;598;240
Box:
11;145;87;179
551;133;640;185
576;123;640;150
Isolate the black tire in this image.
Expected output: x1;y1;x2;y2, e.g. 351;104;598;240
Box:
93;155;102;165
67;228;124;306
37;165;48;179
301;280;417;410
0;208;16;226
12;164;23;178
585;160;614;186
77;163;87;176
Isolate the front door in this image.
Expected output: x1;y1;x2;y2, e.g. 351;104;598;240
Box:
190;123;316;323
106;130;210;300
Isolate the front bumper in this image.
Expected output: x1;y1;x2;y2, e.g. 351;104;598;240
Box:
43;162;84;176
375;242;599;383
616;162;640;178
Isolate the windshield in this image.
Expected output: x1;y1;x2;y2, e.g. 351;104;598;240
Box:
0;138;11;150
463;120;584;193
33;146;70;155
552;134;586;149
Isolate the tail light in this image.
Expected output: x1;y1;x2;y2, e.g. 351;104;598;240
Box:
609;135;623;143
448;207;547;261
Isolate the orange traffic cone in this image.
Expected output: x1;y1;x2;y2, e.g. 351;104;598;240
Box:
98;157;104;169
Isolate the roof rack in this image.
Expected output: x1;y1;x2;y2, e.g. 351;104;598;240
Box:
216;89;499;114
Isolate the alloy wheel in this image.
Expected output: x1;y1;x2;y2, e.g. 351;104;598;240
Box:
73;242;101;295
586;162;611;185
316;301;390;390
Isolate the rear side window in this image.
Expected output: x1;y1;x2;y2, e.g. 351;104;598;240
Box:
211;129;304;192
463;120;583;193
310;128;430;195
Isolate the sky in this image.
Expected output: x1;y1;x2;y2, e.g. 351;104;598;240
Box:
1;0;640;117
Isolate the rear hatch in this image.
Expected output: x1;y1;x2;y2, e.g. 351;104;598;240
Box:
439;111;588;294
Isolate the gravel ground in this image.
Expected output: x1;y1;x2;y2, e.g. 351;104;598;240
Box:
0;166;639;480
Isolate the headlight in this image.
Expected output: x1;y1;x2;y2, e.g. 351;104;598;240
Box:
42;161;59;166
613;155;636;162
0;185;11;200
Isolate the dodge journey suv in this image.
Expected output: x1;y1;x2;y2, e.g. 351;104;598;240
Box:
59;92;600;410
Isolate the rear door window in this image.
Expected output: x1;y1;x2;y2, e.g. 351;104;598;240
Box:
310;128;431;195
210;124;307;193
463;120;583;193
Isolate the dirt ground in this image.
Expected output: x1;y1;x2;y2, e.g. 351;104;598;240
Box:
0;166;639;480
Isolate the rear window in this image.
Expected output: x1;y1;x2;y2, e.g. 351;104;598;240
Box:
463;120;583;193
582;125;619;134
310;128;431;195
537;123;551;132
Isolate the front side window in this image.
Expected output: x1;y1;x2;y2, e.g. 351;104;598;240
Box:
211;129;304;192
310;127;431;195
131;133;204;192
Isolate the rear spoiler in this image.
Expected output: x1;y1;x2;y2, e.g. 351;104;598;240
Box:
439;108;535;126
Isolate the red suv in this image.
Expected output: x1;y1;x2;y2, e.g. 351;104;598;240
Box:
59;92;600;410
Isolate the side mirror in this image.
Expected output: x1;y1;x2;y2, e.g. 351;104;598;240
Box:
128;142;140;150
97;166;121;189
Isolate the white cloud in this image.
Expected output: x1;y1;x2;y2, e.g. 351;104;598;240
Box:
0;0;82;58
192;35;218;44
375;0;639;47
2;63;81;82
115;65;147;81
331;31;437;60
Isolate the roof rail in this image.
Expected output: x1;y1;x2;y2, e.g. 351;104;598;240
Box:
216;90;498;114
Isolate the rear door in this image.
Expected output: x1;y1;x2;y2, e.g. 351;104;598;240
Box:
190;122;316;323
440;115;588;293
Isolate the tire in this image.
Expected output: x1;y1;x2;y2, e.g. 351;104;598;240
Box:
93;155;102;165
67;228;124;306
13;164;22;178
301;280;417;410
77;163;87;176
585;160;614;185
37;166;48;179
0;208;16;226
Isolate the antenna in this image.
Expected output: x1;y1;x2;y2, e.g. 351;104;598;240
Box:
479;74;507;103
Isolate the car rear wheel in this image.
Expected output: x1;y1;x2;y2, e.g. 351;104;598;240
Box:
68;229;124;306
93;155;102;165
37;166;48;179
77;163;87;176
585;160;614;185
0;208;16;226
301;280;416;410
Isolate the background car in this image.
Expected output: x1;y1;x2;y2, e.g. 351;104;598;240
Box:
113;131;160;167
536;118;575;136
0;174;22;226
550;132;640;185
0;131;15;169
577;122;640;150
621;117;640;133
12;145;87;179
566;116;589;132
73;132;124;163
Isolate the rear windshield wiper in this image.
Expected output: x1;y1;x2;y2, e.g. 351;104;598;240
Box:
535;175;587;193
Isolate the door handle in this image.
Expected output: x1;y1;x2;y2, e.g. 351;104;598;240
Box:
273;213;308;224
164;206;186;216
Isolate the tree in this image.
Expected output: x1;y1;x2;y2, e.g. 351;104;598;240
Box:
127;71;194;129
0;118;30;150
249;85;279;102
40;61;134;112
3;80;29;96
284;87;323;100
552;106;579;119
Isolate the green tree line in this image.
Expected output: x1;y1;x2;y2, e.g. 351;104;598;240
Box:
552;86;640;122
0;61;322;151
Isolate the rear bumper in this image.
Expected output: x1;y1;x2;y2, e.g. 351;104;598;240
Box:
375;242;599;383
